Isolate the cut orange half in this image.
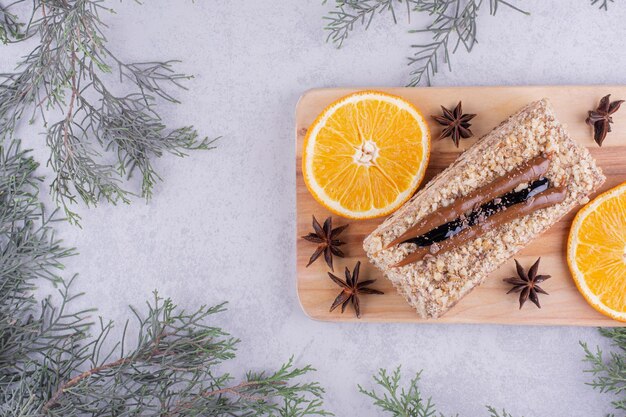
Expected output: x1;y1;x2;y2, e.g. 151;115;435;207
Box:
302;91;430;219
567;182;626;322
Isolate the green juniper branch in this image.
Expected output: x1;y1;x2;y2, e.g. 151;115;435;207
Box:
359;367;521;417
40;295;330;417
581;328;626;414
591;0;614;10
358;367;441;417
0;2;21;43
7;290;331;417
323;0;528;86
0;0;215;225
0;141;89;380
486;407;517;417
0;141;93;416
0;142;328;416
323;0;415;48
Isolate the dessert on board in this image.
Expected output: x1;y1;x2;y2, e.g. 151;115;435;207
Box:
364;99;604;319
298;88;626;323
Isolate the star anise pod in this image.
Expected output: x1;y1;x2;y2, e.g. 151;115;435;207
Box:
586;94;624;146
328;261;383;318
431;101;476;147
503;258;551;309
302;215;348;271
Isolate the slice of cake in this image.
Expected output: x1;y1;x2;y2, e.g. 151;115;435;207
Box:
363;99;605;319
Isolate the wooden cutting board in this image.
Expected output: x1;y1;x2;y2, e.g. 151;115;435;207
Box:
296;85;626;325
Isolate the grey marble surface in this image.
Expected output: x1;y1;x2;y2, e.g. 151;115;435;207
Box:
9;1;626;415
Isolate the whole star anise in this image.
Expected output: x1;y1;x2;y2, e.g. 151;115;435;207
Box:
431;101;476;147
328;261;383;318
302;215;348;271
503;258;551;309
586;94;624;146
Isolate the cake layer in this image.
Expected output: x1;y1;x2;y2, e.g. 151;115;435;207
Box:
363;99;605;318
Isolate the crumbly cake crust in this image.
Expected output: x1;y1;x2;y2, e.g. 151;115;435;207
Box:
363;99;605;319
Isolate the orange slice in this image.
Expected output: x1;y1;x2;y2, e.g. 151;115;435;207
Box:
302;91;430;219
567;182;626;321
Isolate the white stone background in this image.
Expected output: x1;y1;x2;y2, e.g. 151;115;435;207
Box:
5;1;626;415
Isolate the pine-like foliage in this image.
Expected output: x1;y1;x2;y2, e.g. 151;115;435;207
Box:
486;407;517;417
359;367;518;417
0;0;214;224
0;141;88;389
582;328;626;415
590;0;614;10
358;367;441;416
323;0;528;86
0;142;329;416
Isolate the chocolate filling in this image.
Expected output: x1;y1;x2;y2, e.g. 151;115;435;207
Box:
386;155;551;248
401;178;550;247
387;155;569;267
393;185;566;267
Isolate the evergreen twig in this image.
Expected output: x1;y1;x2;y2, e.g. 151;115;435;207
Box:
0;2;22;43
591;0;614;10
0;143;329;416
486;407;518;417
323;0;415;48
39;294;331;417
0;0;215;225
581;328;626;414
358;367;440;416
359;367;519;417
0;141;90;385
322;0;528;86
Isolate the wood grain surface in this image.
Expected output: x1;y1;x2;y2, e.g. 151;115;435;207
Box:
296;86;626;325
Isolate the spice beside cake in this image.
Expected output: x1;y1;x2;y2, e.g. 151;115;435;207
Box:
363;99;605;319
